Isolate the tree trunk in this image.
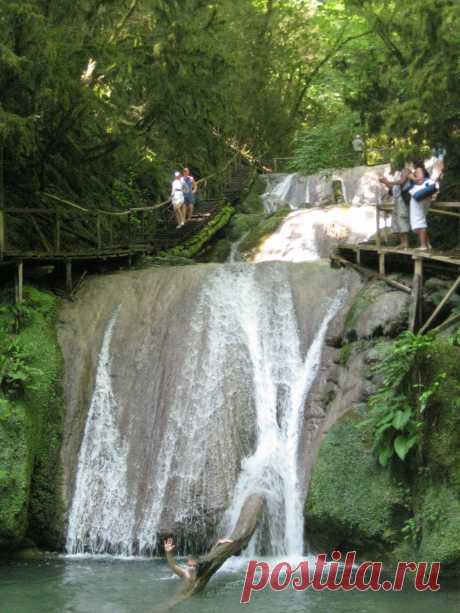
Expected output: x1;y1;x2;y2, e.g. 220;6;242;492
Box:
186;493;265;596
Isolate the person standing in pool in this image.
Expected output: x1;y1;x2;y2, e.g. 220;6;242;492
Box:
163;536;233;590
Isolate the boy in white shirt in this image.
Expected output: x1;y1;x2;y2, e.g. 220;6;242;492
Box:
171;171;186;228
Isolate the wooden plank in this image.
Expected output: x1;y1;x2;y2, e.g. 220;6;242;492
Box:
331;254;411;293
429;208;460;219
379;252;385;275
430;312;460;335
376;205;381;248
356;247;361;265
419;274;460;335
409;273;422;333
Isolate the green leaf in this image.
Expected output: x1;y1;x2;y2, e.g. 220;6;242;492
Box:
394;435;418;461
392;408;412;430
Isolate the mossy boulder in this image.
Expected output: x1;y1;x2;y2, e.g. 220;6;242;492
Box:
200;239;233;263
238;177;265;214
344;281;410;341
227;214;264;242
305;413;407;560
240;208;291;254
0;287;64;550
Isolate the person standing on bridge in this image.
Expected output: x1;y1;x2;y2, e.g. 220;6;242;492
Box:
407;160;438;251
182;167;197;223
171;171;186;228
379;154;411;249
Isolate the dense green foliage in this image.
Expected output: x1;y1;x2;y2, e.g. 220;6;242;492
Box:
0;287;63;549
306;331;460;574
291;1;460;182
0;0;337;214
362;332;442;466
1;1;458;214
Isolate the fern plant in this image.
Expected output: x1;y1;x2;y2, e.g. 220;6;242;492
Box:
361;332;442;466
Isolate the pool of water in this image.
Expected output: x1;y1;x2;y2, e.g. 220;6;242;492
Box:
1;557;459;613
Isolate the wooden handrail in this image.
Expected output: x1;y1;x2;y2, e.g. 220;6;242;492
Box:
40;153;240;218
376;200;460;246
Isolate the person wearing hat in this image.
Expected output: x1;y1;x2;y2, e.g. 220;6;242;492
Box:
171;171;186;228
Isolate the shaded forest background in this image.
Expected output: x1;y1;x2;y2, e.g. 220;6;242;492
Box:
1;0;459;213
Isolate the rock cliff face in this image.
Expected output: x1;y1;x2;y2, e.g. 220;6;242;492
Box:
58;262;363;555
304;280;460;577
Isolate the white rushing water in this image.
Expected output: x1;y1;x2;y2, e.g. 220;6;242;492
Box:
66;264;346;557
262;165;389;213
254;205;379;263
223;283;346;556
66;309;135;555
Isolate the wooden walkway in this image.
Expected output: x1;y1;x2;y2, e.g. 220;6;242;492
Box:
0;161;253;300
332;201;460;334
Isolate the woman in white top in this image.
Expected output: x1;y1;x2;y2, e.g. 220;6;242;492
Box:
171;171;186;228
407;161;434;251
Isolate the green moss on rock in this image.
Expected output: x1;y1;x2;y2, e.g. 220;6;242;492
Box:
0;287;64;550
238;178;265;214
240;208;291;254
305;336;460;576
227;214;264;242
200;239;233;263
160;205;235;259
305;414;407;558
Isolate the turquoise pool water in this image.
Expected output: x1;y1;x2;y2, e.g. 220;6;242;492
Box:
1;557;458;613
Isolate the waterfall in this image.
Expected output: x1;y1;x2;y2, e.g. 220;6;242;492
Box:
66;310;135;555
63;263;352;557
262;164;389;213
224;286;346;556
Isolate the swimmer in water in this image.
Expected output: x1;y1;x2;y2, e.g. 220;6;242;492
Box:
163;536;234;589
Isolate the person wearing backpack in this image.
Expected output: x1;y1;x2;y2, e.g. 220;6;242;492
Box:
182;167;197;222
379;154;411;249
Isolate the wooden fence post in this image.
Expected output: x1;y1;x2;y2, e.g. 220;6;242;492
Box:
96;214;102;251
376;204;381;248
15;260;23;304
55;213;61;252
66;261;73;294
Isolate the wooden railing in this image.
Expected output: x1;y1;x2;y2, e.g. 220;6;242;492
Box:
0;154;247;259
375;201;460;248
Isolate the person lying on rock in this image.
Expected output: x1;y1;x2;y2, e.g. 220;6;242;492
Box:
163;536;233;588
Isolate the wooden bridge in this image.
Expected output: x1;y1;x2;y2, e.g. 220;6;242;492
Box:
332;201;460;335
0;159;253;301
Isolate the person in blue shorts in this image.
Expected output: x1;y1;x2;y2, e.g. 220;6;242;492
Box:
182;167;197;222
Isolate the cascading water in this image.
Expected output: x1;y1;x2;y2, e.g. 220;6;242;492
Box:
223;286;345;556
66;310;135;554
64;262;352;557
